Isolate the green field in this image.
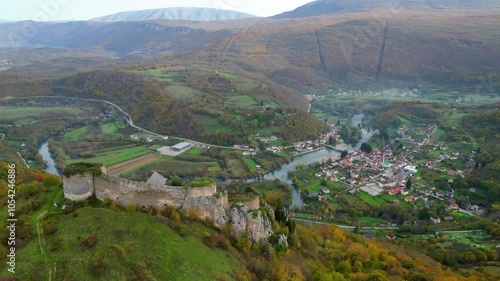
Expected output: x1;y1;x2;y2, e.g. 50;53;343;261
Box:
186;147;203;156
131;69;179;83
219;72;236;79
67;145;151;166
224;94;257;108
242;156;257;173
437;231;497;249
132;69;203;101
202;117;232;133
123;155;222;179
207;163;222;172
227;158;248;178
356;191;387;207
101;122;119;134
12;207;238;280
63;126;89;142
165;85;203;101
0;107;91;120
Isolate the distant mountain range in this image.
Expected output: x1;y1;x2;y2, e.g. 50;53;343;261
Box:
0;1;498;87
273;0;500;18
91;7;256;22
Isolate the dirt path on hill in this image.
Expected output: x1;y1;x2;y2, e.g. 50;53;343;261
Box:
106;153;158;176
36;211;56;281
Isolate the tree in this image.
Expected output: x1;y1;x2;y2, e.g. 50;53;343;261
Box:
43;175;61;188
171;177;182;186
360;143;372;154
275;198;287;223
418;208;430;220
406;178;412;189
341;150;348;158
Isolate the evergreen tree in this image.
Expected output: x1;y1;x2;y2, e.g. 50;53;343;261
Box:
275;198;287;223
406;178;412;189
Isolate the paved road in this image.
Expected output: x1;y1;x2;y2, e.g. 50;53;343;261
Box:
16;152;29;168
291;218;399;231
1;96;251;151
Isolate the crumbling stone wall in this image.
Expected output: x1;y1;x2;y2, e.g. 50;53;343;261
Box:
63;174;272;241
94;175;188;208
233;197;260;210
63;174;93;202
63;174;214;208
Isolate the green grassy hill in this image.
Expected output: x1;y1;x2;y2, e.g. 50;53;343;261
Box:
12;207;239;281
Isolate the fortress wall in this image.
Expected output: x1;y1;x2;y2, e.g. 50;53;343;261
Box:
216;191;229;209
185;183;217;199
234;197;260;210
64;173;217;209
63;174;94;202
94;175;188;208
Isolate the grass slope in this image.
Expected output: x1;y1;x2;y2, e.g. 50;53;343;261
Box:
15;207;239;281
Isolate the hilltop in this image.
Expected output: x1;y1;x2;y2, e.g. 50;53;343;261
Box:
91;7;257;22
274;0;500;18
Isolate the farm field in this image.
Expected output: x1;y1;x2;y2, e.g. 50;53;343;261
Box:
63;126;89;142
242;156;257;173
101;121;122;134
123;155;222;179
356;191;387;207
0;107;93;120
66;145;152;166
202;117;232;133
105;153;159;176
224;94;256;108
436;231;498;249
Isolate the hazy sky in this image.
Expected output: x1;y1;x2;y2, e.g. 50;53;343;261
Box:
1;0;315;21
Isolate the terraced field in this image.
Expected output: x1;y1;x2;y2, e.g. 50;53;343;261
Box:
105;153;159;176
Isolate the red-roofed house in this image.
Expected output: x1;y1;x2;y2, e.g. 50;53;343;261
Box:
388;186;403;196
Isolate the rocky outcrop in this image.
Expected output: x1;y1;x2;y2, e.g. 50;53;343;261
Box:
229;206;273;242
182;192;273;242
182;193;229;228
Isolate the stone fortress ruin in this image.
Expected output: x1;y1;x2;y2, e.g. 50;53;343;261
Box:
63;165;271;241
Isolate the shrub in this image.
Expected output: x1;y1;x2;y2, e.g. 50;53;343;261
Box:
125;204;138;213
101;198;112;207
110;201;121;211
204;233;230;250
42;175;61;188
63;162;102;177
82;235;98;248
171;177;183;186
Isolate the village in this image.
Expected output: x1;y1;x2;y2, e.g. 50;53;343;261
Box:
296;121;485;226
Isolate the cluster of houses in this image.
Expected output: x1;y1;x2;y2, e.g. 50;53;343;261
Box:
306;123;485;223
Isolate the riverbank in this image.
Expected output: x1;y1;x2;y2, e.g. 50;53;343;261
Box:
39;142;60;175
292;147;325;158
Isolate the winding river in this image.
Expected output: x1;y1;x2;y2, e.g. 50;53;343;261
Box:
38;142;60;175
248;114;372;207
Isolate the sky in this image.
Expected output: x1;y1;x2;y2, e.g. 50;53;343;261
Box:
1;0;316;21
